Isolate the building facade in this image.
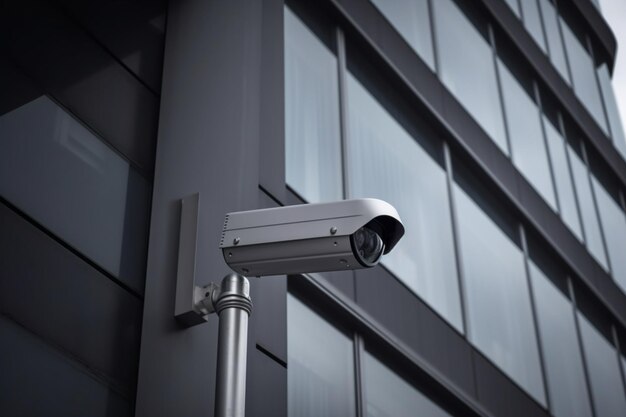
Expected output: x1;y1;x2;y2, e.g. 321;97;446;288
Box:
2;0;626;416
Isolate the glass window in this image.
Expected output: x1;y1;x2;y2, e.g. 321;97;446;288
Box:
498;61;556;209
284;7;343;203
591;176;626;292
0;96;150;293
560;21;608;135
544;115;583;239
568;145;609;269
433;0;508;154
503;0;521;17
346;71;463;332
530;262;593;417
578;316;626;417
597;64;626;159
287;294;356;417
370;0;435;71
538;0;571;84
453;180;546;404
521;0;547;52
363;350;452;417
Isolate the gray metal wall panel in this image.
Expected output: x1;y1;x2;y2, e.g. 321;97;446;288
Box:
473;350;551;417
135;0;265;415
0;202;142;396
0;0;159;178
354;266;476;397
247;347;287;417
259;0;287;202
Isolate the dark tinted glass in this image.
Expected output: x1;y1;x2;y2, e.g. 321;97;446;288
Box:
568;144;609;270
591;176;626;292
287;294;356;417
284;6;343;203
560;21;608;134
370;0;435;70
0;96;150;293
498;60;556;208
0;316;130;417
544;114;583;239
531;263;593;417
579;315;626;417
346;71;463;332
433;0;508;154
538;0;570;83
363;350;452;417
453;181;546;404
521;0;547;52
597;64;626;159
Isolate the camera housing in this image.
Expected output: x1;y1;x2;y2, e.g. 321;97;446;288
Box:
219;198;404;277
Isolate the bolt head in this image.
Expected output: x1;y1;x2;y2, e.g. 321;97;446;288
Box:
330;226;338;235
234;237;240;245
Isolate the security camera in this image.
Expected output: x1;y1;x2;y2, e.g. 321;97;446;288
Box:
219;198;404;276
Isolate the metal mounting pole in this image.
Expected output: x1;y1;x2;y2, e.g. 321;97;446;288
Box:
174;195;253;417
213;274;252;417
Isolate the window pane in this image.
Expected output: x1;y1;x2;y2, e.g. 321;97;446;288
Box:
530;263;592;417
284;7;342;203
433;0;508;154
0;316;130;417
538;0;571;84
521;0;547;52
0;96;150;293
591;177;626;292
579;316;626;417
544;115;583;239
370;0;435;70
503;0;521;17
363;350;452;417
453;182;546;404
568;146;609;269
560;21;608;135
597;64;626;159
346;72;463;332
287;294;356;417
499;61;556;209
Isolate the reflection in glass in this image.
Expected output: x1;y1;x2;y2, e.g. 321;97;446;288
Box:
363;351;451;417
591;177;626;292
544;115;583;240
560;21;608;135
578;316;626;417
521;0;547;52
433;0;508;154
453;183;546;404
347;72;463;332
568;146;609;270
284;7;343;203
538;0;571;84
597;64;626;159
498;61;556;209
530;263;592;417
0;316;130;416
370;0;435;70
288;294;356;417
0;96;150;293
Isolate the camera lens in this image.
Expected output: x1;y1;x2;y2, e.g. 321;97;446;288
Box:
350;226;385;267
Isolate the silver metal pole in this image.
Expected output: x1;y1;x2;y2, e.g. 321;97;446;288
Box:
213;273;253;417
